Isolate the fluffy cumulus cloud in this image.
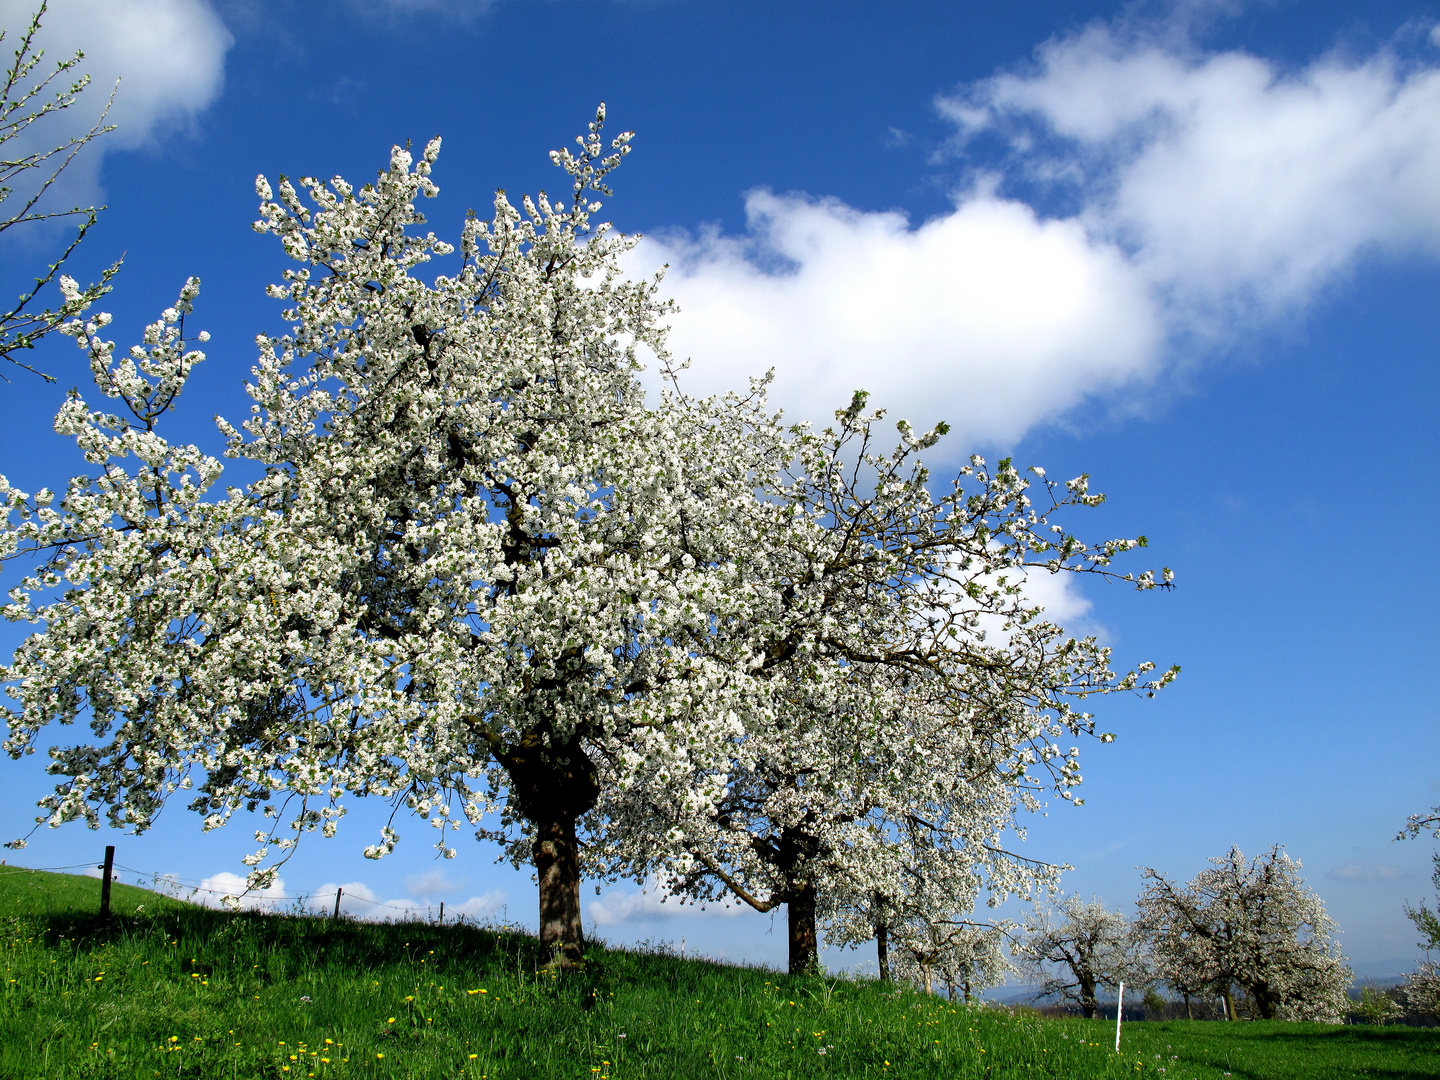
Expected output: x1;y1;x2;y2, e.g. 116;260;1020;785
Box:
945;19;1440;322
639;12;1440;448
0;0;232;207
129;867;504;921
1013;562;1096;633
588;875;750;927
162;870;293;911
635;192;1160;447
405;868;464;897
312;880;506;922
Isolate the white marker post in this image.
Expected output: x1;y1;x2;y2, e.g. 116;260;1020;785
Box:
1115;981;1125;1052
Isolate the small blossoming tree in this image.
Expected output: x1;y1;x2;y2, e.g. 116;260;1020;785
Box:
1019;895;1143;1018
608;396;1176;974
1398;852;1440;1019
1136;845;1352;1022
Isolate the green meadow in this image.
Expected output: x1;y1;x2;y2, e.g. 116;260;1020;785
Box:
1;868;1435;1079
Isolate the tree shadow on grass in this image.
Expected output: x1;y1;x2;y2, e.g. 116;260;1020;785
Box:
37;903;543;976
1141;1021;1440;1080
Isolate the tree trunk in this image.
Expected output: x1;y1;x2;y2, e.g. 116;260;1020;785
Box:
1079;975;1099;1019
788;880;819;975
534;812;585;964
876;917;890;983
1249;983;1277;1020
1182;991;1192;1020
492;727;600;967
1222;988;1236;1021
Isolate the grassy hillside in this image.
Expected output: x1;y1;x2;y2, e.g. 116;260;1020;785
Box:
0;863;180;920
1;867;1436;1079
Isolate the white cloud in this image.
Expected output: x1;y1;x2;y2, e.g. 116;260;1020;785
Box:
450;890;506;920
129;867;504;922
945;22;1440;323
588;874;749;927
636;190;1161;448
405;868;463;896
1015;564;1096;631
151;869;292;911
313;879;505;922
313;879;379;917
638;14;1440;448
0;0;232;210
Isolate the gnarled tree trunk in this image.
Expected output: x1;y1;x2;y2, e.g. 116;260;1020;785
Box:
788;880;819;975
494;727;600;966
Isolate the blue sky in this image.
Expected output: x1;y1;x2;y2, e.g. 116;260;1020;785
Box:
1;0;1437;980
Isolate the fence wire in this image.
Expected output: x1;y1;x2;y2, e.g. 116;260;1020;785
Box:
4;858;457;918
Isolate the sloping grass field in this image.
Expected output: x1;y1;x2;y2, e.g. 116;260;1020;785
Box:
1;867;1436;1079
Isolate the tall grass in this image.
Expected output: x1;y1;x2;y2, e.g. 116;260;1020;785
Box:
1073;1017;1440;1080
0;869;1156;1079
3;868;1435;1079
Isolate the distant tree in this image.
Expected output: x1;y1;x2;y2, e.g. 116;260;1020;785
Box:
1402;852;1440;953
1355;984;1402;1025
1019;896;1143;1019
1;0;120;381
822;800;1050;989
1398;852;1440;1020
1136;845;1352;1023
1141;986;1167;1020
1154;938;1219;1020
1400;962;1440;1021
905;922;1016;1002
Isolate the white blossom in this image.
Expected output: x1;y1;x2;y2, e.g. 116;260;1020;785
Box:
2;103;1176;973
602;394;1177;973
1135;845;1352;1023
1018;896;1145;1018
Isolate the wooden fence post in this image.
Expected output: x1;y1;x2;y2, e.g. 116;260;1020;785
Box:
332;888;343;918
99;845;115;918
